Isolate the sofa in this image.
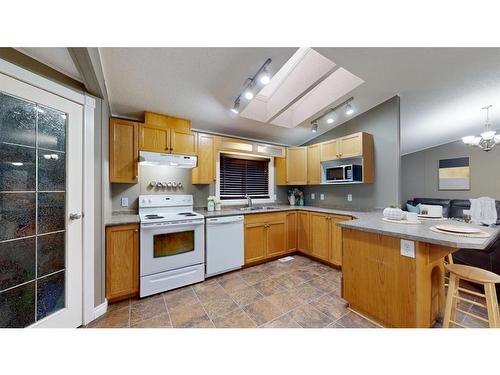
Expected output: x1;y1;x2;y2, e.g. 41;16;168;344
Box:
405;198;500;298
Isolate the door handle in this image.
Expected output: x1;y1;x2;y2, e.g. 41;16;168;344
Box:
69;212;82;220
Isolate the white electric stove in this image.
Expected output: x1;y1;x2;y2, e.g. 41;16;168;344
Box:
139;194;205;297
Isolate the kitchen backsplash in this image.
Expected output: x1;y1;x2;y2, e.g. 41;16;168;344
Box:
110;165;213;212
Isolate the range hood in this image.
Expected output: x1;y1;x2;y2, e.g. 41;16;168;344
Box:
139;151;197;168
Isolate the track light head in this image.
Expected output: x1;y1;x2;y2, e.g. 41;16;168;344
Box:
259;68;271;85
326;113;335;124
244;89;254;100
311;121;318;133
231;99;240;114
345;103;354;116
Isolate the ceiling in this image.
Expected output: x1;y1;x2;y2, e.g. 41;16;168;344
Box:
18;48;500;154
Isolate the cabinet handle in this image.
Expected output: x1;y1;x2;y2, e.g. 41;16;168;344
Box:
134;229;138;232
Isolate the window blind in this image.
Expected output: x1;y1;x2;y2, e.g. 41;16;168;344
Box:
219;154;270;199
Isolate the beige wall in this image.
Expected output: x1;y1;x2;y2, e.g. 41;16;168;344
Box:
402;139;500;203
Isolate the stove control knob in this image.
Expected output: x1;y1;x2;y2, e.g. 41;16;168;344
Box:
162;182;167;188
148;199;152;203
172;182;178;188
177;182;183;188
156;182;162;188
167;182;172;188
150;181;156;187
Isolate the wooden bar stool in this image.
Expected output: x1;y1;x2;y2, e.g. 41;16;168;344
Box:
443;263;500;328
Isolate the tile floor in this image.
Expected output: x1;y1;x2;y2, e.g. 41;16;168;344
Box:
86;254;490;328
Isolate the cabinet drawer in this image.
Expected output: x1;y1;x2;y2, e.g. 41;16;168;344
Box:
244;212;287;225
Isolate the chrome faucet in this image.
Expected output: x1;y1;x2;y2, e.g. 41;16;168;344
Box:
245;194;253;208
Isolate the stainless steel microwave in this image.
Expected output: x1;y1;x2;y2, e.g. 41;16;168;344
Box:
324;164;362;183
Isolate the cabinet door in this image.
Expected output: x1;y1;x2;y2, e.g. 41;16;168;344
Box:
266;221;287;258
310;213;330;261
275;157;287;185
216;136;254;153
244;223;266;264
320;139;339;161
139;124;170;153
192;133;215;184
286;147;308;185
105;224;139;302
170;128;197;155
307;144;321;184
109;118;138;183
339;133;362;158
297;211;310;253
286;211;297;252
329;215;351;266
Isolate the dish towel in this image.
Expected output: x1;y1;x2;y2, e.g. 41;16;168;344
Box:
469;197;497;225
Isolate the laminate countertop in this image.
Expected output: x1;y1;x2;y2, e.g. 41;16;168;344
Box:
105;213;140;226
195;205;500;250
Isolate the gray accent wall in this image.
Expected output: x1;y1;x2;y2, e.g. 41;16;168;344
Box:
402;139;500;203
277;96;401;209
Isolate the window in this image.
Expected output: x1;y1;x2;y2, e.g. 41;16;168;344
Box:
219;154;271;200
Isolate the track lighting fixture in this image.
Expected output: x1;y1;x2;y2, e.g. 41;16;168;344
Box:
231;99;240;114
230;58;272;113
311;121;318;133
345;102;354;116
326;113;335;124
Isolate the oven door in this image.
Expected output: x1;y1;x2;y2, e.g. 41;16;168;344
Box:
140;220;204;276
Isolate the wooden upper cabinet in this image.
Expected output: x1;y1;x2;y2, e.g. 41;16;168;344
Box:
140;111;196;155
216;136;254;153
297;211;310;253
170;128;197;155
310;213;330;261
320;139;339;161
339;132;363;158
275;157;287;186
139;124;170;152
109;118;139;183
192;133;216;184
307;144;320;184
286;147;308;185
285;211;297;252
105;224;139;302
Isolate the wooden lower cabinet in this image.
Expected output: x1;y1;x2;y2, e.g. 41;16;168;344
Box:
329;216;347;266
310;213;330;261
285;211;297;252
106;224;139;302
244;212;287;264
297;211;310;253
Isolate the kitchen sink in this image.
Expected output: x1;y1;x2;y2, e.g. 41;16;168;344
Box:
239;206;279;211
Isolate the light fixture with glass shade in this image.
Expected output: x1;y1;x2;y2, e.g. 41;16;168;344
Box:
462;105;500;151
311;121;318;133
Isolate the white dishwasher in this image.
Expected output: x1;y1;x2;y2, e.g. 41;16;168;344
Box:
205;215;244;277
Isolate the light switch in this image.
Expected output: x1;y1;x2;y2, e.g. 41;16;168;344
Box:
320;194;325;201
121;197;129;207
400;239;415;258
311;193;315;200
347;194;352;202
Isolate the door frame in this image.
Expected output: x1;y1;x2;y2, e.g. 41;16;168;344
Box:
0;58;96;326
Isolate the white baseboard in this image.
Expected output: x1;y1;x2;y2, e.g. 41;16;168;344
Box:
93;299;108;320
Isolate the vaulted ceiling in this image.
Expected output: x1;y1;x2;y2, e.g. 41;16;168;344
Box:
14;47;500;154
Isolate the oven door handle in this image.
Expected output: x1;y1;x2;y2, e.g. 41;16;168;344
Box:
141;220;204;229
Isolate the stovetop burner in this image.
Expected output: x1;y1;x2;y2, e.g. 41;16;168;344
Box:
178;212;197;217
145;214;165;219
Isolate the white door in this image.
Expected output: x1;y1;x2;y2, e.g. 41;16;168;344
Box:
0;73;83;328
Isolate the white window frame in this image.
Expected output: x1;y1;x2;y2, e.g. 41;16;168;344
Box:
216;151;276;206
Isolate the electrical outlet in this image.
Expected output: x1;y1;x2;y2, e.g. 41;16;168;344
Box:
311;193;315;200
347;194;352;202
320;193;325;201
121;197;129;207
400;239;415;258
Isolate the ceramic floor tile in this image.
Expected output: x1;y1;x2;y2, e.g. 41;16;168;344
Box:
183;316;215;328
213;308;257;328
169;302;211;328
289;282;326;302
264;290;304;314
243;298;283;326
192;278;218;292
130;297;168;325
289;304;333;328
336;311;378;328
107;299;130;313
230;285;264;307
307;276;338;294
262;313;301;328
305;263;335;276
200;295;239;319
194;283;230;303
240;270;268;285
131;313;172;328
272;272;308;289
289;269;318;283
87;307;130;328
217;275;249;293
164;287;199;309
309;293;349;320
253;278;286;297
